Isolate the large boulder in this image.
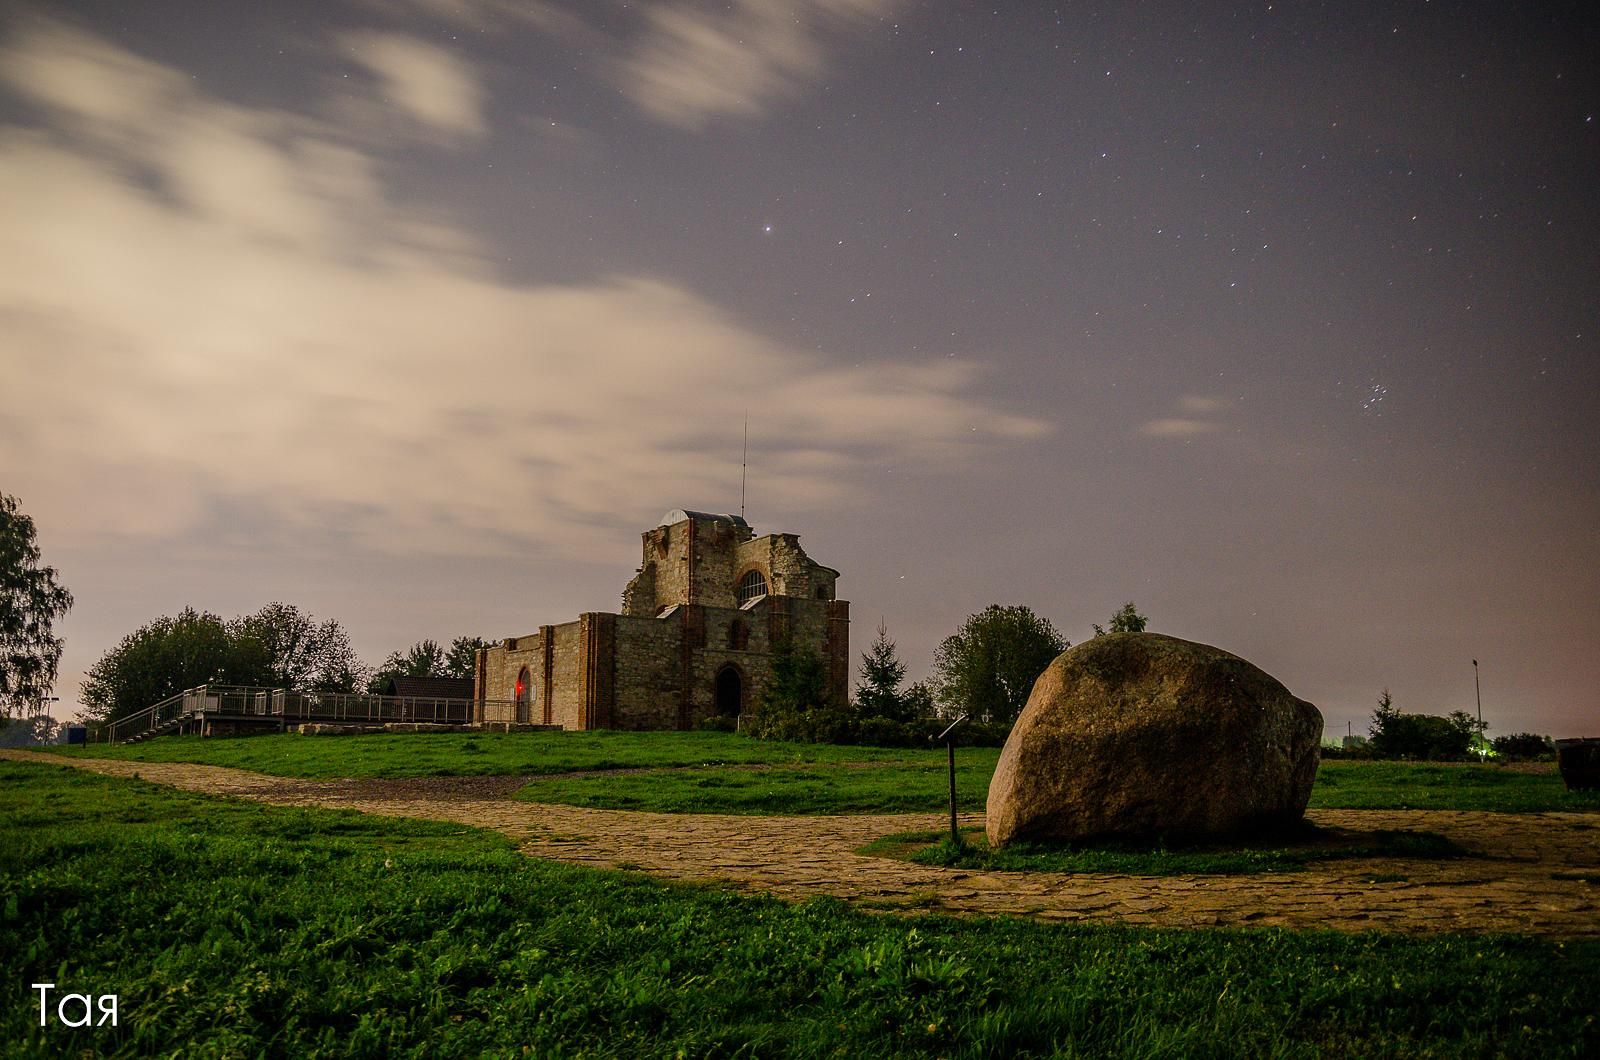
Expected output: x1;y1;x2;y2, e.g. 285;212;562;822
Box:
986;633;1322;847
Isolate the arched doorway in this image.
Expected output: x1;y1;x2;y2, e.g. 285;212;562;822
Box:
713;665;744;718
515;666;531;724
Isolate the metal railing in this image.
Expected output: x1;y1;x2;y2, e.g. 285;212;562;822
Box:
478;699;540;726
269;689;483;725
105;687;215;743
107;684;522;742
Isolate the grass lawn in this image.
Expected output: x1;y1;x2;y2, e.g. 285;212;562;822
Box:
49;732;1600;815
4;762;1597;1058
510;758;996;815
1309;760;1599;812
862;826;1469;876
48;729;938;778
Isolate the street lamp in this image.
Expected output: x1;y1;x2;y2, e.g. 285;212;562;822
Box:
1473;659;1484;760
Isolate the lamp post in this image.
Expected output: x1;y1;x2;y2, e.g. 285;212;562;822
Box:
934;714;970;846
1473;659;1484;760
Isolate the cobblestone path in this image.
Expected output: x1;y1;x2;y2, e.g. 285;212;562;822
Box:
7;750;1597;937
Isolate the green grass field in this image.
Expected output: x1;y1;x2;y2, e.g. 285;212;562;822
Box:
510;759;997;814
49;731;1600;815
50;729;930;778
1309;760;1598;812
4;762;1596;1058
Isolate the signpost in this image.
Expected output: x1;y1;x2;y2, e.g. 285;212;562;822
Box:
934;714;969;845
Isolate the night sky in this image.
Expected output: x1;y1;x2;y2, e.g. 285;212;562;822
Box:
2;1;1596;738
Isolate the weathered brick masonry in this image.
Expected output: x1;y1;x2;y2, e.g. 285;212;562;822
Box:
475;511;848;730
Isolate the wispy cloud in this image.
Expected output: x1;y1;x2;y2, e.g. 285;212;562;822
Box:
1177;394;1230;415
617;0;897;130
0;22;1044;560
338;31;486;140
1140;418;1220;438
364;0;582;37
1140;394;1232;438
366;0;897;133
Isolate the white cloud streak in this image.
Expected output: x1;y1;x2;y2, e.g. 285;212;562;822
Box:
1140;394;1231;439
339;30;486;140
1178;394;1230;414
1139;418;1220;438
0;22;1044;561
618;0;897;130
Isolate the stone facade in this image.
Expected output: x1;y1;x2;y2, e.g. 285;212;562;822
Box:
475;511;849;730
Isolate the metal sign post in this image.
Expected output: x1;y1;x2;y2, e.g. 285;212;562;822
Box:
934;714;970;846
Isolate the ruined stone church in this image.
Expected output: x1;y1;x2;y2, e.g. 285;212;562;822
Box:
473;510;849;729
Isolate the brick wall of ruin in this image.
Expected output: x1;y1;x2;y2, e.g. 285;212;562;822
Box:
479;515;848;730
611;616;682;729
689;519;744;608
546;620;584;728
477;633;544;724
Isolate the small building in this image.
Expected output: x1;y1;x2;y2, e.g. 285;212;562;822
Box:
381;676;476;700
474;510;850;729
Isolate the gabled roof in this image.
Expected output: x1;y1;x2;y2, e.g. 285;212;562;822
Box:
384;676;475;700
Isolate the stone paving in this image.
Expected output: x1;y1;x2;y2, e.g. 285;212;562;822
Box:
7;750;1598;937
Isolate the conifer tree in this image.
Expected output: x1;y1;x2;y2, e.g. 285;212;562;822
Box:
855;621;914;722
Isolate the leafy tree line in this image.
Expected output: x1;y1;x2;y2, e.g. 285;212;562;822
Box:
743;623;957;747
751;602;1149;747
1366;690;1483;760
1490;732;1555;760
365;636;492;694
1363;690;1552;761
79;604;492;725
72;558;1144;742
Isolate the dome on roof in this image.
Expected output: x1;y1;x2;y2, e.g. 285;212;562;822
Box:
658;509;750;528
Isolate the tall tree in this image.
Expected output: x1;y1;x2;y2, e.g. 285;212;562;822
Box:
79;608;247;723
228;603;362;693
760;647;833;716
445;636;493;681
854;621;923;723
81;603;365;722
1368;689;1482;760
367;639;449;693
747;646;845;741
0;494;74;719
932;605;1067;724
1092;602;1149;636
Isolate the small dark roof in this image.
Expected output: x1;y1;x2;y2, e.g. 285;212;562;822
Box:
384;676;475;699
659;509;750;528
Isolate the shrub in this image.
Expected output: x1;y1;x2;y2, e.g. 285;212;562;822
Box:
1492;732;1555;761
1369;690;1481;760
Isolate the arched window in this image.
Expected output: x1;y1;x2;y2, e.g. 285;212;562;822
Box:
737;568;768;605
515;666;532;724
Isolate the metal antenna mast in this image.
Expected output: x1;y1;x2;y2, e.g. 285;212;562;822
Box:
740;411;748;521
